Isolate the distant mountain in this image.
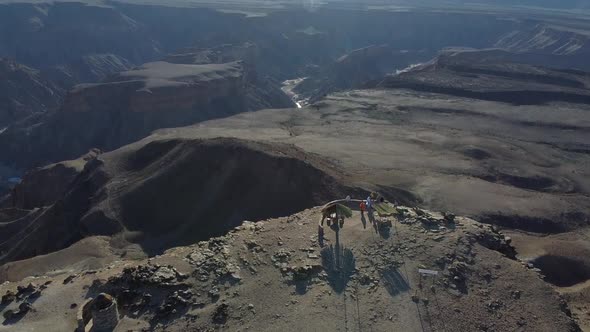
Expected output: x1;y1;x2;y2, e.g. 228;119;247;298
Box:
376;48;590;105
0;60;293;170
465;0;590;9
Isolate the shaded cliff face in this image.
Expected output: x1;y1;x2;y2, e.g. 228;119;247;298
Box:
496;23;590;56
0;61;293;169
494;23;590;71
294;45;430;103
0;58;64;127
376;49;590;105
0;137;360;264
7;149;101;210
64;61;246;114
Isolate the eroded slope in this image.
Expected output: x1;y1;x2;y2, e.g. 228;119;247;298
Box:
0;138;360;266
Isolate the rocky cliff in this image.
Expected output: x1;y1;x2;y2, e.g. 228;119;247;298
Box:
0;58;63;128
0;61;293;170
294;45;429;103
376;49;590;105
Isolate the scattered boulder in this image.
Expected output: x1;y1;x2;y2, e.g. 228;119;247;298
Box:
476;227;516;259
18;301;32;314
120;264;187;285
1;290;16;305
290;264;323;281
3;309;14;320
187;244;241;284
63;274;77;284
511;290;522;299
443;212;455;224
245;239;263;252
208;287;220;301
486;299;504;312
14;282;38;300
157;291;193;317
3;301;34;321
445;261;470;294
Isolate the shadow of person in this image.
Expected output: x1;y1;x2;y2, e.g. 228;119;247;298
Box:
321;243;356;293
368;211;379;232
2;311;26;326
381;265;410;296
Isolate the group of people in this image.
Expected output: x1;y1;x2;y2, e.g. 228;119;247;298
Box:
317;192;384;246
360;192;380;217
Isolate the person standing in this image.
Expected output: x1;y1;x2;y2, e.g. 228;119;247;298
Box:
366;192;376;214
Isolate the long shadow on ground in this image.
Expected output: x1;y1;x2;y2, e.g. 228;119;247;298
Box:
321;243;356;293
381;265;410;296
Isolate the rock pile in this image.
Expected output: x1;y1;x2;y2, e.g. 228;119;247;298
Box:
118;264;189;285
287;264;323;281
186;236;241;284
86;262;195;325
1;281;48;323
157;289;194;317
474;226;516;258
3;301;33;321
